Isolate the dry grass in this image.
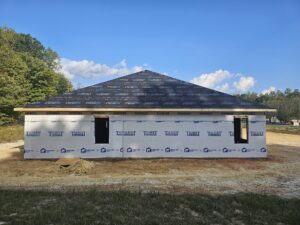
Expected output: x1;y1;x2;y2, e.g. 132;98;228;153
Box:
0;124;23;143
0;132;299;197
267;124;300;135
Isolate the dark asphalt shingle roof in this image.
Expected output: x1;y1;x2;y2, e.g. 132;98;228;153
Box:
25;70;270;109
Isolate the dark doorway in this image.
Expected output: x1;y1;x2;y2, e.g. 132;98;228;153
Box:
234;117;248;143
95;117;109;144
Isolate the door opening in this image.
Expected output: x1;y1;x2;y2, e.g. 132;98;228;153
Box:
95;117;109;144
234;117;248;143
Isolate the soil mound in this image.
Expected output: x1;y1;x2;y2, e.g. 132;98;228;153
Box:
55;158;94;175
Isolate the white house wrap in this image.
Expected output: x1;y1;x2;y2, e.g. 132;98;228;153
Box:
16;70;275;159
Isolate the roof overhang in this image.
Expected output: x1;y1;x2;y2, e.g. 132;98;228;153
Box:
14;107;277;113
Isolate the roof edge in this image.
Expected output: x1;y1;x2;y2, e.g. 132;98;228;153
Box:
14;107;277;113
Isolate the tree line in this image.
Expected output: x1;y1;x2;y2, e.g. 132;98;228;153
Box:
237;89;300;122
0;27;72;125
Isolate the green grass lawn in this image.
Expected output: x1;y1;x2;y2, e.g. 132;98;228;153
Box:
0;190;299;225
267;124;300;135
0;124;23;143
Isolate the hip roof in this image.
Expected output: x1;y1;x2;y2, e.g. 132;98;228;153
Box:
15;70;275;113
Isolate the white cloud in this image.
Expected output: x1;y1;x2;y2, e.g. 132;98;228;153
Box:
57;58;144;80
190;69;256;93
261;86;276;95
217;83;230;92
190;69;231;88
233;76;256;93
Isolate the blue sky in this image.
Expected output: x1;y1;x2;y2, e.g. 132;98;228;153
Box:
1;0;299;93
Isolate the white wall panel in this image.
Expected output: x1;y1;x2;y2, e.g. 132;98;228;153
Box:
24;114;267;159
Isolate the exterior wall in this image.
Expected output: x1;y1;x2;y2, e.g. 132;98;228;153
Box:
24;114;267;159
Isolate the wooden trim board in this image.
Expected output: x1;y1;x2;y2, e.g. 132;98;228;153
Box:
14;107;276;113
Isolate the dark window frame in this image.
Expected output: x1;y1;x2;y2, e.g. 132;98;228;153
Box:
234;116;249;144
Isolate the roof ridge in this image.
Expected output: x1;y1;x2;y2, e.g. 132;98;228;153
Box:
72;70;148;93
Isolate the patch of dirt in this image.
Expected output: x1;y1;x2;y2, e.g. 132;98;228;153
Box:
267;132;300;148
0;132;299;198
55;158;95;175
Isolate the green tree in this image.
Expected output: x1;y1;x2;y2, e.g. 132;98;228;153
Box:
237;89;300;122
0;27;72;125
0;72;27;124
